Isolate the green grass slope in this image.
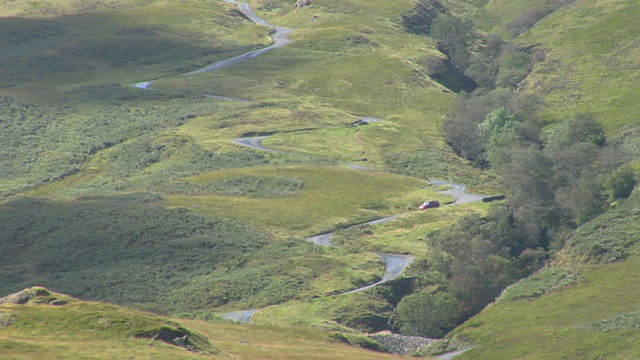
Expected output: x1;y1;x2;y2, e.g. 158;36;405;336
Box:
0;287;220;359
0;287;410;359
0;0;486;326
447;189;640;359
0;0;270;101
428;1;640;357
4;0;638;356
515;0;640;134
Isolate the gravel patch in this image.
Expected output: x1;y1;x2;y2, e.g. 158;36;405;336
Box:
368;332;435;355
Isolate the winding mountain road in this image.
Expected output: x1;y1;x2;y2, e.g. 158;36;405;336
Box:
429;179;486;205
342;254;416;295
135;3;485;357
231;136;281;153
221;309;260;323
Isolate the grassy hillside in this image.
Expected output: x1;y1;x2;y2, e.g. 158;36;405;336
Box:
516;0;640;134
0;287;409;359
0;0;485;324
448;189;640;359
1;0;639;357
0;287;220;359
155;0;484;180
427;0;640;357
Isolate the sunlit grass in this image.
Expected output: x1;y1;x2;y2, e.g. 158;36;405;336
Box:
165;165;433;237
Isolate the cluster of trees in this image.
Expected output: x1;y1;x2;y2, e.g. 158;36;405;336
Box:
428;11;543;91
393;107;635;336
390;9;636;338
448;92;634;228
391;205;529;337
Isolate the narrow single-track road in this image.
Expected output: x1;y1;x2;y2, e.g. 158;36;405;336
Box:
135;4;486;357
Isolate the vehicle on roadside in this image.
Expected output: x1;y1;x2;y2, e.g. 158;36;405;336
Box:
419;200;440;210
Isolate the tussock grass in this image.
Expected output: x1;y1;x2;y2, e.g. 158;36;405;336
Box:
0;196;270;314
181;318;408;360
255;290;395;332
170;243;386;313
333;201;490;257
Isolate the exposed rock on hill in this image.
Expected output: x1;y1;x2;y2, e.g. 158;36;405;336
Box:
0;287;66;306
295;0;312;12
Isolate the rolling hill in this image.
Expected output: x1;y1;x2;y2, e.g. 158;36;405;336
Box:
0;0;638;358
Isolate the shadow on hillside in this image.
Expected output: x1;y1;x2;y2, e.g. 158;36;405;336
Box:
0;195;269;314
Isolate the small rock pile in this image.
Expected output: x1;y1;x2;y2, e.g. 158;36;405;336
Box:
368;332;435;355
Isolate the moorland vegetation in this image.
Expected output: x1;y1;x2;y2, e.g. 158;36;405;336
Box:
1;0;639;358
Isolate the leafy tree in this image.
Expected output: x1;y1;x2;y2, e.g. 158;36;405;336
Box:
495;51;532;88
479;107;523;169
501;146;556;249
444;116;484;164
391;290;461;338
555;169;605;225
604;166;636;201
464;34;504;88
443;90;496;166
550;142;602;188
545;113;606;157
427;209;523;316
430;14;475;68
478;107;519;140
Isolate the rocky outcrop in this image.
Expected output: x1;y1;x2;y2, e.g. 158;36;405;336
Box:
0;287;50;305
0;287;68;306
294;0;312;12
133;326;208;353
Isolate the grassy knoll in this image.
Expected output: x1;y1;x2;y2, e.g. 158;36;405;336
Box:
332;200;491;256
179;319;409;360
182;320;409;360
0;0;271;101
169;241;387;314
255;290;397;332
0;287;409;359
0;96;277;198
0;287;219;359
